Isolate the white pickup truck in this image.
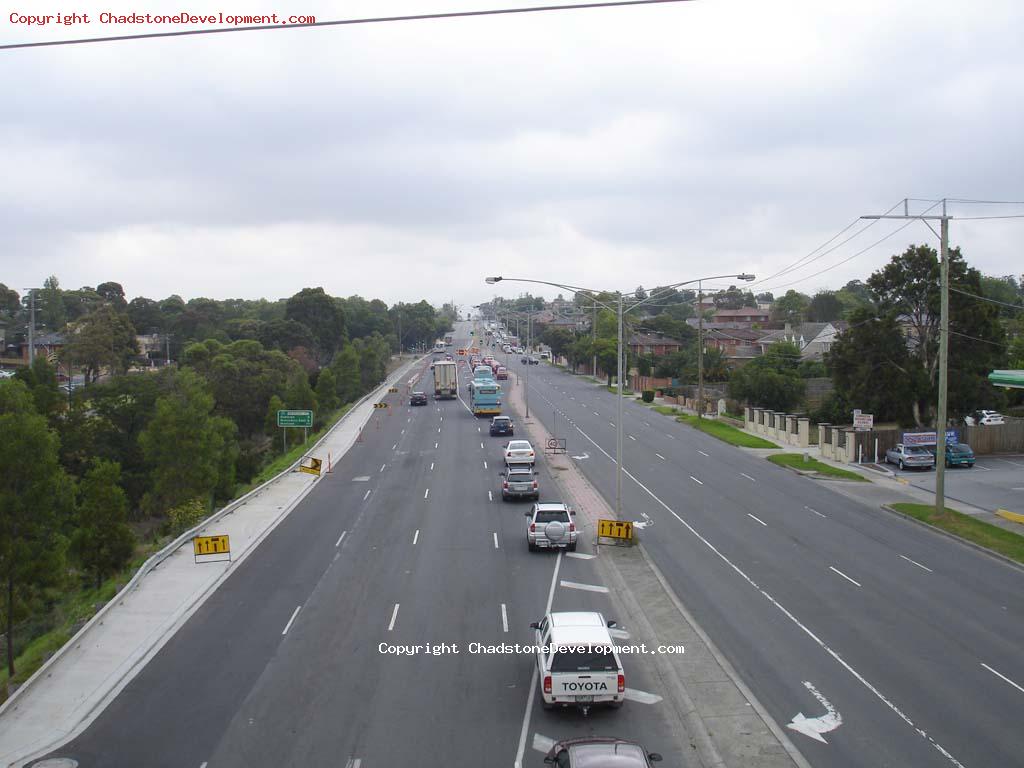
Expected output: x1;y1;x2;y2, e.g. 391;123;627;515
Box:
530;611;625;715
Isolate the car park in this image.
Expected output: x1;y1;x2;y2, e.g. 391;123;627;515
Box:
529;611;624;713
500;466;538;500
503;439;535;466
409;391;428;406
944;442;975;468
490;416;514;436
885;443;935;470
544;738;662;766
525;502;577;551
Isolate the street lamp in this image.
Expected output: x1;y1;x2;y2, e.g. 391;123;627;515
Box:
484;272;754;520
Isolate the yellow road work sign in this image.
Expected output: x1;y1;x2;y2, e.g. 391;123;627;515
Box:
299;458;322;476
193;535;230;556
374;402;389;409
598;519;633;540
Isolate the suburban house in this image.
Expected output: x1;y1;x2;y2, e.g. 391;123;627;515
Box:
20;332;66;363
709;307;770;326
628;331;684;357
703;328;763;363
755;322;848;361
136;333;168;363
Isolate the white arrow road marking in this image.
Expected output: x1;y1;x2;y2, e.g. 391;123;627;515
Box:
787;681;842;743
565;552;595;560
532;733;556;754
624;688;663;704
560;580;609;593
571;452;590;460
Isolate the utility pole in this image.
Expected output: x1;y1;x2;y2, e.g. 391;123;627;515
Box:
592;297;597;378
697;280;704;420
862;199;952;517
27;288;36;366
616;291;624;518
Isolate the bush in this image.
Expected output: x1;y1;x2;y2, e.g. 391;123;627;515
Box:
167;498;207;535
641;390;655;403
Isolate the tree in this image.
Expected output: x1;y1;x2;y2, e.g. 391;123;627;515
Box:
64;305;138;382
13;357;62;421
806;291;844;322
330;343;363;403
139;369;238;514
755;292;774;304
0;284;19;318
770;290;810;325
71;459;135;588
980;275;1024;318
540;328;575;360
713;285;755;310
127;297;164;334
0;379;75;684
258;319;317;355
285;287;346;362
62;286;105;323
728;341;805;411
567;337;592;374
594;338;619;386
38;275;67;331
96;282;127;310
315;368;339;414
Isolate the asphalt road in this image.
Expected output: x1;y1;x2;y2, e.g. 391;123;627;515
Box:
39;324;690;767
495;347;1024;768
886;455;1024;515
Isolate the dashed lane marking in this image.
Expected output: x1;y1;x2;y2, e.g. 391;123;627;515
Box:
900;554;933;572
560;580;609;593
747;513;767;526
830;566;861;587
387;603;400;631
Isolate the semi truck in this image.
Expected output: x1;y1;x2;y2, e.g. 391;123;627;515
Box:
433;360;457;399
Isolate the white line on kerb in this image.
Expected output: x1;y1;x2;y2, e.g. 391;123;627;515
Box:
805;505;826;518
697;449;709;456
335;531;347;547
900;554;933;572
655;453;666;461
830;566;862;587
493;532;499;549
282;605;301;635
747;513;767;526
363;489;371;501
424;488;429;499
413;529;419;545
388;603;400;631
501;603;509;633
690;476;703;485
981;662;1024;694
740;472;756;482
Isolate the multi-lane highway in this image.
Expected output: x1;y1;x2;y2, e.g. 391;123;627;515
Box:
38;323;693;767
494;344;1024;768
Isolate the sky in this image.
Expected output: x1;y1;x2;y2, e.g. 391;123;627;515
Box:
3;0;1023;312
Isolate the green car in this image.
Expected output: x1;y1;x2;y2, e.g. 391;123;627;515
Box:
945;443;975;468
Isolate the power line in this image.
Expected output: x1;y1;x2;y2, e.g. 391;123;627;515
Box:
950;286;1024;311
949;329;1007;348
0;0;697;51
953;214;1024;220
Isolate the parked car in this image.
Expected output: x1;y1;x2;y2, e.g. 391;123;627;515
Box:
969;410;1006;426
944;442;975;468
525;502;577;551
544;738;662;766
504;439;535;466
529;611;623;713
885;443;935;470
490;416;514;436
500;466;538;501
539;351;551;360
409;391;428;406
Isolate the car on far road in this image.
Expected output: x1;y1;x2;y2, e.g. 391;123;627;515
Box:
544;737;662;766
496;366;508;380
500;466;538;501
539;351;551;360
521;356;529;364
525;502;577;551
444;353;453;361
409;391;428;406
504;439;535;467
944;442;975;468
528;356;539;365
490;416;514;436
885;443;935;470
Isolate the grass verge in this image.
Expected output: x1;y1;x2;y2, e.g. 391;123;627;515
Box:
889;503;1024;565
768;453;867;481
651;405;680;416
676;414;779;448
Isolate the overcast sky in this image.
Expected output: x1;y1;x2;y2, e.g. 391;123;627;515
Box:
3;0;1023;311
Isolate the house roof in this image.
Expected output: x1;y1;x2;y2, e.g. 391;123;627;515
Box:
628;332;683;347
711;307;769;318
757;323;829;346
705;328;763;342
29;332;66;346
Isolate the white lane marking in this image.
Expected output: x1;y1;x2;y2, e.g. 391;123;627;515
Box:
484;460;488;469
494;532;499;549
413;529;419;545
829;566;862;587
787;680;843;743
401;429;405;434
531;733;556;754
994;457;1024;468
200;762;208;767
434;442;438;449
438;426;442;433
644;421;651;426
655;453;666;461
747;513;767;526
609;421;615;427
515;553;563;768
352;476;370;482
593;411;600;416
388;603;400;631
690;476;703;485
628;435;636;441
501;603;509;632
430;462;434;471
478;426;481;432
344;759;362;768
440;416;444;422
380;463;386;473
805;505;826;518
972;465;992;472
740;472;756;482
560;580;609;593
666;433;676;439
282;605;301;635
424;488;430;499
900;554;933;572
981;662;1024;694
481;442;484;449
550;410;967;768
565;552;596;560
698;449;709;456
335;531;347;547
488;490;493;501
363;489;371;501
624;688;664;705
391;443;397;450
610;627;631;640
407;417;410;423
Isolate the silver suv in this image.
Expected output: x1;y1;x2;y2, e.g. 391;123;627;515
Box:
525;503;578;552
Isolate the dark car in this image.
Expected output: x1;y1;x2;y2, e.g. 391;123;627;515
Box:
521;356;529;364
945;442;975;468
500;466;538;501
409;391;428;406
490;416;514;436
545;737;662;767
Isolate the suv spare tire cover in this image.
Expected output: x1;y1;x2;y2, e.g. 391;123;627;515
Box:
545;521;566;542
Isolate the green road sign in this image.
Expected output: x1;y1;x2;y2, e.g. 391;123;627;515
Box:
277;409;313;428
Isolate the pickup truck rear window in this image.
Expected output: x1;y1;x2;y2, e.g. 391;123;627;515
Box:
551;646;617;672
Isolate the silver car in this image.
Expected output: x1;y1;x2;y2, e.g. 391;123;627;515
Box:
526;503;578;552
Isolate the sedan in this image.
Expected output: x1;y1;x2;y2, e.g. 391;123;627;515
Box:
545;738;662;767
503;439;535;467
409;391;428;406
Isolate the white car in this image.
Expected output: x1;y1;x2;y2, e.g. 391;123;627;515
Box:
525;502;577;551
503;439;535;467
974;410;1005;426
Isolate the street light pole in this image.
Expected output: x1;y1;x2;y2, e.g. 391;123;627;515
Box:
616;290;624;518
697;280;704;420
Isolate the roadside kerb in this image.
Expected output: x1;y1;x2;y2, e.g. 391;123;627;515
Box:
0;355;427;767
508;375;805;768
